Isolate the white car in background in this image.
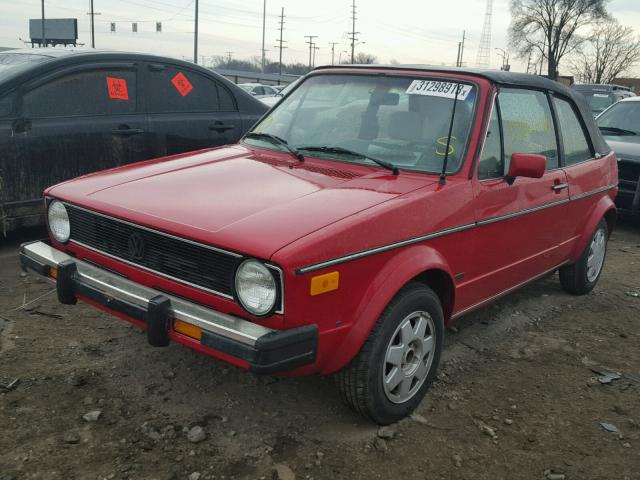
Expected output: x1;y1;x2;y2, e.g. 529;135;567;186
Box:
259;78;302;108
237;83;279;99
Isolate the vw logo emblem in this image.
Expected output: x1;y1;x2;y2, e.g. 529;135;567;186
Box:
127;233;146;261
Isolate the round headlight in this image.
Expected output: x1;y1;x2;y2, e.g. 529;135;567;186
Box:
47;200;70;243
235;259;277;316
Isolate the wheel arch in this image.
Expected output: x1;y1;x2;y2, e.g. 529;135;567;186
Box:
319;244;455;374
569;195;617;262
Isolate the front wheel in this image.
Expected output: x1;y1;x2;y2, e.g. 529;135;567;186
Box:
335;283;444;425
560;219;608;295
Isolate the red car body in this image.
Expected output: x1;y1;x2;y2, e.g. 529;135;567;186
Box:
21;66;618;398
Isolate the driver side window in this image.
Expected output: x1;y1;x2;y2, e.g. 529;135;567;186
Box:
499;88;558;171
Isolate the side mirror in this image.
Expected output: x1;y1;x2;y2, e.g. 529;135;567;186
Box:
251;91;258;96
506;153;546;184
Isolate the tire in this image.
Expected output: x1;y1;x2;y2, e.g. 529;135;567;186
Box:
560;219;608;295
335;282;444;425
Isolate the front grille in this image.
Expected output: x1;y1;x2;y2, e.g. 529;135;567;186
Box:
66;205;278;301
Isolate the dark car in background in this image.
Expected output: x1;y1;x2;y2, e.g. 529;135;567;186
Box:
0;49;267;234
572;83;635;117
597;96;640;215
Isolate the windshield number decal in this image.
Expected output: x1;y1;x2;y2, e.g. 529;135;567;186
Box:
406;80;472;100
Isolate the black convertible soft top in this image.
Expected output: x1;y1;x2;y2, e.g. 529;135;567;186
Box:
313;64;611;156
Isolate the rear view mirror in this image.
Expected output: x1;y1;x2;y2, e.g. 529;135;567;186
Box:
371;92;400;106
507;153;546;184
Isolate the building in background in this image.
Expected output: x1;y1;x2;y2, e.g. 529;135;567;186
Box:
613;77;640;93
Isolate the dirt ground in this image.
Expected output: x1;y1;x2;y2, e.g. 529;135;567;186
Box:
1;221;639;480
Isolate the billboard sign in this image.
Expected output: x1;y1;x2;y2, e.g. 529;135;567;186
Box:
29;18;78;43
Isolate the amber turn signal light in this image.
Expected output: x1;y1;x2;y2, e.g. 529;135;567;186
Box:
49;266;58;280
310;271;339;296
174;319;202;340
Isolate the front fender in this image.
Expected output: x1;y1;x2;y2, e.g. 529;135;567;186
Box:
568;194;617;262
319;244;454;374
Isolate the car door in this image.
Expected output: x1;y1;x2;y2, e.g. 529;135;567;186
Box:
0;90;22;231
467;88;572;309
12;63;149;209
144;63;243;157
552;94;613;239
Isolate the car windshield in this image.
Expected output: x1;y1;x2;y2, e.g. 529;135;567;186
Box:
0;52;51;81
597;101;640;135
239;85;253;92
583;93;614;115
244;74;477;174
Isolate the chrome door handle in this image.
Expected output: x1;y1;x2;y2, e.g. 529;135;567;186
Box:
552;182;569;191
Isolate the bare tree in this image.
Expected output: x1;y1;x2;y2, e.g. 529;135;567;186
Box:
569;19;640;83
343;52;378;64
509;0;608;80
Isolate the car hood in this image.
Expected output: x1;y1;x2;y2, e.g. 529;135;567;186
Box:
604;136;640;161
48;145;433;260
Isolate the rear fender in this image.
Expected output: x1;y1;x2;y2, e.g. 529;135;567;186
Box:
568;194;616;262
319;244;454;374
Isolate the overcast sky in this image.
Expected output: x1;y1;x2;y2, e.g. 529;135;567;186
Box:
1;0;639;74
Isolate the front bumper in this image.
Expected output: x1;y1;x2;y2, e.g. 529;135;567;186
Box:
19;241;317;374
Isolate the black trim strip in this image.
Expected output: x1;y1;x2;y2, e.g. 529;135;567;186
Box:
295;222;476;275
295;183;617;274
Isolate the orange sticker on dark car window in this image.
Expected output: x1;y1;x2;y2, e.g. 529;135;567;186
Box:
106;76;129;100
171;72;193;97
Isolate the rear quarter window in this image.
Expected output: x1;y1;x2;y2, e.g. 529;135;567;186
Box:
553;97;592;165
146;67;234;113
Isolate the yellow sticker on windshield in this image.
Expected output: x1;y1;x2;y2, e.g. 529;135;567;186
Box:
436;135;457;156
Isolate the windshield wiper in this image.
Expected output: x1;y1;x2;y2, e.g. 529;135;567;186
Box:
296;145;399;175
598;126;637;136
244;132;304;161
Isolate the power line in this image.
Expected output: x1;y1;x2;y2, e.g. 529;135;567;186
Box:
456;30;466;67
193;0;198;63
261;0;266;72
304;35;317;70
348;0;359;64
87;0;101;48
40;0;46;47
275;7;287;75
329;41;339;65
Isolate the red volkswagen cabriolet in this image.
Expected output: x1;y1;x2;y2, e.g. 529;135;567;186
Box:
20;66;617;424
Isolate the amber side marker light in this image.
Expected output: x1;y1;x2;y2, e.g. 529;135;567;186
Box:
174;319;202;341
49;267;58;280
310;271;340;296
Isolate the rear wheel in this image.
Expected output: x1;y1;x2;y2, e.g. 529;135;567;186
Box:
560;219;608;295
335;283;444;425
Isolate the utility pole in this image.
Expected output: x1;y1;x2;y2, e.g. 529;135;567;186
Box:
261;0;267;72
329;42;339;65
312;45;319;67
40;0;46;47
458;30;466;67
87;0;100;48
225;51;233;62
194;0;199;63
275;7;287;76
348;0;360;64
304;35;317;70
525;52;532;74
